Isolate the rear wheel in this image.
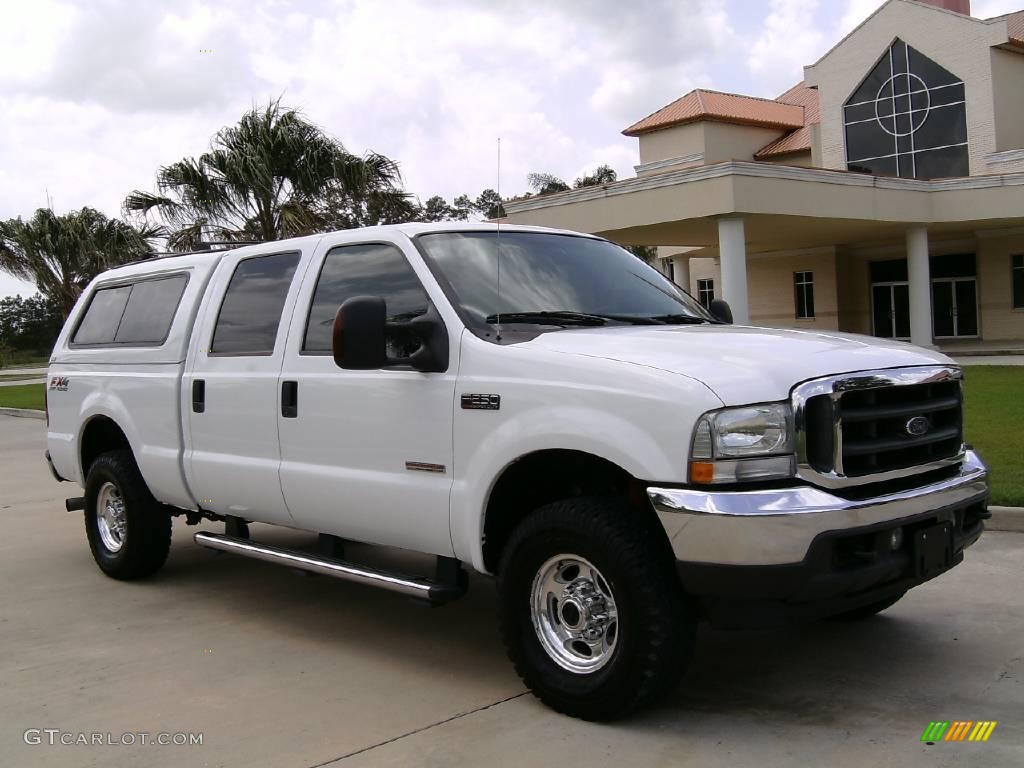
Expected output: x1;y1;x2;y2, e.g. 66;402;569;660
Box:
497;497;694;720
84;450;172;580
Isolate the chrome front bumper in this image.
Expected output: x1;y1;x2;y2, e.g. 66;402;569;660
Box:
648;450;989;566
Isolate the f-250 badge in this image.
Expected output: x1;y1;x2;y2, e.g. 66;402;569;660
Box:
48;376;69;392
461;393;500;410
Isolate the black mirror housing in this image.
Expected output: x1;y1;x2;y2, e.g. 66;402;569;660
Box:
332;296;449;373
709;298;734;324
333;296;388;369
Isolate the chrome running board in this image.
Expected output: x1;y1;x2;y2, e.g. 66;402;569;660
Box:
193;532;465;604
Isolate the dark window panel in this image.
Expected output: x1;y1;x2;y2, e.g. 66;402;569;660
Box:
848;51;892;104
895;113;914;135
870;259;909;283
844;102;877;123
73;286;132;345
892;41;909;74
211;252;300;355
929;83;965;107
114;276;188;344
897;134;914;155
876;98;895;119
908;46;960;87
303;243;430;357
1012;255;1024;309
894;93;911;114
914;145;969;179
846;119;896;162
930;254;976;279
913;102;968;150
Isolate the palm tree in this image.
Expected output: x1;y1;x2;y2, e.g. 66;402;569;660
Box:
0;208;159;317
124;99;412;250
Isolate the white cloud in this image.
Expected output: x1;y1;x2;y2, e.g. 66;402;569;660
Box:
837;0;886;37
972;0;1023;17
748;0;828;94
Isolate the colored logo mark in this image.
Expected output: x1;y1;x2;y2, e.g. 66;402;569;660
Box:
921;721;997;743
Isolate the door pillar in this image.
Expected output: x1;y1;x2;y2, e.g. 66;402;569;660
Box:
906;226;933;347
718;217;749;324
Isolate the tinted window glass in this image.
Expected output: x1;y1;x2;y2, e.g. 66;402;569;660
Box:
844;38;967;179
211;252;300;355
304;243;430;356
73;285;131;344
418;232;712;327
114;275;188;343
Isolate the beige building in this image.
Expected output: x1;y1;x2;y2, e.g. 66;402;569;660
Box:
505;0;1024;350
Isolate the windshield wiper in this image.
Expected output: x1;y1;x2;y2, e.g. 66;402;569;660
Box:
484;311;664;326
648;314;712;325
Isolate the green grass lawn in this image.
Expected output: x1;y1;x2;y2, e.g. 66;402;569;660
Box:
0;354;50;370
963;366;1024;507
0;368;1020;505
0;383;46;411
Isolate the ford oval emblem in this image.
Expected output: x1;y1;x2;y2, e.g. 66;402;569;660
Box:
905;416;931;437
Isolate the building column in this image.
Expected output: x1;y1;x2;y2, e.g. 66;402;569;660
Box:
906;226;933;347
674;254;691;293
718;217;750;324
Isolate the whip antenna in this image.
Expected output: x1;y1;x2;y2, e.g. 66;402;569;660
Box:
495;136;503;341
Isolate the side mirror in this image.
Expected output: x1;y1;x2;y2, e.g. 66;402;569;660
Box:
332;296;448;373
333;296;387;370
709;298;733;324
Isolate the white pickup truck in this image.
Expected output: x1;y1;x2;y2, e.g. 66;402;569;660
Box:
45;223;989;720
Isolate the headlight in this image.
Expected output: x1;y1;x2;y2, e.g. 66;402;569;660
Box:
690;403;794;484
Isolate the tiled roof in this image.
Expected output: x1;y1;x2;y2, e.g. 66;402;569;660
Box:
754;82;820;159
621;89;806;136
1007;10;1024;47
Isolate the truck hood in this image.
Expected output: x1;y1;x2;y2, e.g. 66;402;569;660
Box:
527;325;954;405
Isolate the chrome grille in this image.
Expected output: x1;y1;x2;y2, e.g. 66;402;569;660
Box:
793;366;965;489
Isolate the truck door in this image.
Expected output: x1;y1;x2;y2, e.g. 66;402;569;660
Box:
277;238;457;556
184;248;305;525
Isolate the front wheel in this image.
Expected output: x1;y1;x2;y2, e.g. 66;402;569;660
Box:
84;450;172;580
497;497;695;720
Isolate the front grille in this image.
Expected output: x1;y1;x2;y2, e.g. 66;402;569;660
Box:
796;366;965;485
838;380;962;476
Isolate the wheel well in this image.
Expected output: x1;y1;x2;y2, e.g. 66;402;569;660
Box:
80;417;131;477
481;449;659;573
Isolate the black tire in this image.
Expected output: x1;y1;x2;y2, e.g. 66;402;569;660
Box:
84;449;172;580
828;591;906;621
497;497;695;721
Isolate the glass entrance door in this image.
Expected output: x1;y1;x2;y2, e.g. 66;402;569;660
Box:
931;278;978;338
871;282;910;339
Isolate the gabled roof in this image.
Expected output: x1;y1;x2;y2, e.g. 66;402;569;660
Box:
754;82;820;159
622;89;805;137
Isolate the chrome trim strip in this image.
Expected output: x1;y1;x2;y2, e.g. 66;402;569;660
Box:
791;365;964;489
194;532;435;599
648;449;987;566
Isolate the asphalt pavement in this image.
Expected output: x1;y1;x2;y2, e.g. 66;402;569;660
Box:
1;415;1021;767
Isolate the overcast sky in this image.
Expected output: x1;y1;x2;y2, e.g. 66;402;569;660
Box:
1;0;1019;298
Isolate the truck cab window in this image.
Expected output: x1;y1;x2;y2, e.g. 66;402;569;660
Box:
303;243;430;357
211;252;300;355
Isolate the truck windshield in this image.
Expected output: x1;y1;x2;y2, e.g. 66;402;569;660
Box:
417;231;714;329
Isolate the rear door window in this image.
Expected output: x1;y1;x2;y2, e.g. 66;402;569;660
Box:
211;252;300;355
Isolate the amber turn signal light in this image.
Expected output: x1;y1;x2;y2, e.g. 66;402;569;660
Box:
689;461;714;484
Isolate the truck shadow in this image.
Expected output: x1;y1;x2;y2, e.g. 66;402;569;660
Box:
161;522;981;725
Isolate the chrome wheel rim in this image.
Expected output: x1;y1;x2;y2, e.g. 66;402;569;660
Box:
530;555;619;674
96;481;127;553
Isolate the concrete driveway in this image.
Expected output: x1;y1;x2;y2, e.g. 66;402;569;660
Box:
1;415;1021;767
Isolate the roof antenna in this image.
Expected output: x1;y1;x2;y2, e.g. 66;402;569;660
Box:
495;136;503;341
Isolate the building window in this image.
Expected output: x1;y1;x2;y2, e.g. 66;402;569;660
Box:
794;271;815;319
843;38;968;179
661;258;675;282
1014;255;1024;309
697;278;714;310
